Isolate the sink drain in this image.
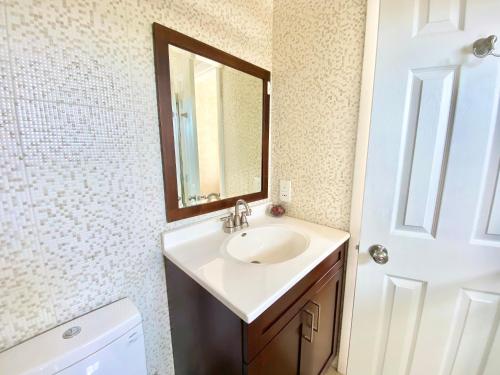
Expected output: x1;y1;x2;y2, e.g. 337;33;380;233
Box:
250;260;261;264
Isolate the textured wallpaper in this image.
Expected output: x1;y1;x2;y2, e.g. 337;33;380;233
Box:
1;0;366;372
0;1;272;374
271;0;366;231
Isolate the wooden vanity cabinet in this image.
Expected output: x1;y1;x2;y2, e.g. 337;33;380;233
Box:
299;268;344;375
165;242;346;375
245;253;344;375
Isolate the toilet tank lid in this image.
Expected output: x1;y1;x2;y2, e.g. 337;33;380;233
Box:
0;298;142;375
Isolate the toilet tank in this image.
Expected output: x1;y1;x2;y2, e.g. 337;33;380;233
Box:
0;298;147;375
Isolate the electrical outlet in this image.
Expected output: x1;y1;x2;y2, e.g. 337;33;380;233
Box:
279;180;292;202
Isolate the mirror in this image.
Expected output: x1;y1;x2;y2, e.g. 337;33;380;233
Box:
153;24;270;221
169;46;263;208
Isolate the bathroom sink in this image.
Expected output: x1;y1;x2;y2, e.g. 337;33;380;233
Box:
163;206;350;322
223;226;310;264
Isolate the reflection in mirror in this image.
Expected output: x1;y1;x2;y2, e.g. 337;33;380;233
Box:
169;45;263;208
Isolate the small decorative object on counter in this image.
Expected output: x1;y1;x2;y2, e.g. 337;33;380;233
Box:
270;204;286;217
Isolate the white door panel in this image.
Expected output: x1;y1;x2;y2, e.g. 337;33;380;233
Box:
348;0;500;374
414;0;466;36
393;65;458;238
373;276;427;375
473;105;500;245
440;290;500;375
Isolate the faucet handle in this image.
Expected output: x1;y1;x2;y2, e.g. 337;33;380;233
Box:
220;213;235;227
221;213;237;233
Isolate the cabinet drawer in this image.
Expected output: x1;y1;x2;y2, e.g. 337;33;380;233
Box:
243;243;346;363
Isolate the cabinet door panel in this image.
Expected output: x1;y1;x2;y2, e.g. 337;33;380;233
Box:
301;268;343;375
244;245;345;363
246;311;303;375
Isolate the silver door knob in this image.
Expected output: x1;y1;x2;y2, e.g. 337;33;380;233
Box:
368;245;389;264
473;35;500;58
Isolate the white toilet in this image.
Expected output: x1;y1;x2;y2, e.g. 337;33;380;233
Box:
0;298;148;375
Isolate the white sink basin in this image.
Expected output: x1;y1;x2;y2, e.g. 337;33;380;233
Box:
163;206;350;322
223;226;310;264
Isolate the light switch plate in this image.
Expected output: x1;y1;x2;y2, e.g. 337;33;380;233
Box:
279;180;291;202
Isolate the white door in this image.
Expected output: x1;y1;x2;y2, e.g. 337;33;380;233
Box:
348;0;500;374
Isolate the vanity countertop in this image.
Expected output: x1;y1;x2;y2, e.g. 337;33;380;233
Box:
162;205;350;323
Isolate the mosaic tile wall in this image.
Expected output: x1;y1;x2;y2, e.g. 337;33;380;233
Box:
271;0;367;231
0;1;272;374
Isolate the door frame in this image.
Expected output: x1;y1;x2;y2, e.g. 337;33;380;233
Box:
337;0;381;373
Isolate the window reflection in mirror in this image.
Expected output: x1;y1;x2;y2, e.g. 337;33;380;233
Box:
168;45;263;208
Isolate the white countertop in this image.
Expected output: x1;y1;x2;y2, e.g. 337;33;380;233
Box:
162;205;350;323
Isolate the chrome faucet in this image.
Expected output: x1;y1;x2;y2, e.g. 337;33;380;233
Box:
220;199;252;233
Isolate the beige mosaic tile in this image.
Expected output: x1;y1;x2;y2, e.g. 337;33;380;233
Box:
0;1;272;374
1;1;365;373
271;0;366;231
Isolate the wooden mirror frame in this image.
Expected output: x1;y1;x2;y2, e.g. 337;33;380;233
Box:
152;23;270;222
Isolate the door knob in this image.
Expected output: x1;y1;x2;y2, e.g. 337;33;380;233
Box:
473;35;500;58
368;244;389;264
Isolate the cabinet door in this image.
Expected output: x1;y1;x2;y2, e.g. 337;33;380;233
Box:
246;310;303;375
246;266;344;375
300;268;343;375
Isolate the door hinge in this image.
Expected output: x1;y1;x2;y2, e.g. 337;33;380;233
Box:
267;81;272;95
